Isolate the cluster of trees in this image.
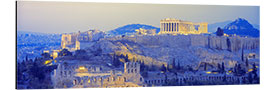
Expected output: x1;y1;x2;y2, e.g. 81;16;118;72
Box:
41;52;51;59
216;27;224;36
44;48;90;60
17;56;57;89
58;48;72;57
247;63;259;84
74;49;88;59
111;53;191;75
89;47;102;56
217;62;225;74
232;63;246;76
112;53;121;67
111;53;131;68
40;48;73;60
160;58;185;73
231;63;259;84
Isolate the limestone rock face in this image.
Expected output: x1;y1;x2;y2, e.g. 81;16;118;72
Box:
89;35;259;68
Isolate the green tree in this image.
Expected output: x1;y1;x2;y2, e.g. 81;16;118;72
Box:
94;48;102;56
125;54;129;62
41;52;51;59
221;62;225;73
140;61;145;72
172;58;176;69
112;53;120;67
161;64;167;72
59;48;72;56
226;37;231;51
216;27;224;36
177;61;181;70
74;49;87;59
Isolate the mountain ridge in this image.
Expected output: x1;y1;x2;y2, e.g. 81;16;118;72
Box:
222;18;259;37
108;24;160;36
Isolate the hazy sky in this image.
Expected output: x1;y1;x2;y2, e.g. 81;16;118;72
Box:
17;1;259;33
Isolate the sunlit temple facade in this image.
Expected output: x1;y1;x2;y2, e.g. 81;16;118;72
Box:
159;18;208;35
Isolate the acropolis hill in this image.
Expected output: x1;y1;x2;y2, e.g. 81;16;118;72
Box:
60;32;259;69
59;18;259;69
90;34;259;67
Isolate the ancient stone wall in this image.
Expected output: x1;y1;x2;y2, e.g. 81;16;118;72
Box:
129;35;259;52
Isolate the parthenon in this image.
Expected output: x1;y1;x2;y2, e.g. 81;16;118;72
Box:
159;18;208;35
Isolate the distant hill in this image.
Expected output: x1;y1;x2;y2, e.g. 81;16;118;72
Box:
17;30;61;46
108;24;160;36
17;30;49;35
108;19;259;37
208;20;232;33
208;20;259;33
17;30;61;62
253;24;260;30
222;18;259;37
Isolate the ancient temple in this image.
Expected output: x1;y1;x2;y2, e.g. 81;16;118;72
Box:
61;30;105;51
159;18;208;35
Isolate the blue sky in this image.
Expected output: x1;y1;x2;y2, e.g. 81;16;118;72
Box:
17;1;259;33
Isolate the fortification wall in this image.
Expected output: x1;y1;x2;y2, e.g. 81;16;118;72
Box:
130;35;259;52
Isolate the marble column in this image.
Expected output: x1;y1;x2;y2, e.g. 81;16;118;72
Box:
177;23;179;32
171;23;173;32
160;23;164;32
168;23;170;32
167;23;169;32
170;23;172;32
176;23;178;32
166;23;168;32
163;23;165;32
